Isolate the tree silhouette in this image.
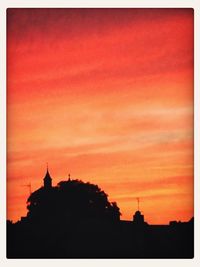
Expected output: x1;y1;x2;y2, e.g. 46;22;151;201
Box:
26;179;121;223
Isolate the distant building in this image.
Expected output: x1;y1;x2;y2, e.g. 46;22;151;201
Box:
132;199;148;226
133;210;144;223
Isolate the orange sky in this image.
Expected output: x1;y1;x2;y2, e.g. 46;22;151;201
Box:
7;8;194;224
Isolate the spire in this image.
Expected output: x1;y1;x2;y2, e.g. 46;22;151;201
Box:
43;164;52;189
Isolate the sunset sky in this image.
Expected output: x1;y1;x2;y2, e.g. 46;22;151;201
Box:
7;8;194;224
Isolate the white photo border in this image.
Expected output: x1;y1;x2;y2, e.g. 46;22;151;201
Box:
1;1;199;266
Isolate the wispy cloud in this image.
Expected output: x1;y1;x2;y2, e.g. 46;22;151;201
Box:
7;8;193;223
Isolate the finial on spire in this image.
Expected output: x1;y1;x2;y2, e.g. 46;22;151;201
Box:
47;162;48;171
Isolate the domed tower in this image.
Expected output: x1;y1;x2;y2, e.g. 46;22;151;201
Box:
133;198;147;225
133;210;145;224
43;166;52;189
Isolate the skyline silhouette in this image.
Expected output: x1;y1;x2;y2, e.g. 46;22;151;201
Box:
7;168;194;258
9;167;193;226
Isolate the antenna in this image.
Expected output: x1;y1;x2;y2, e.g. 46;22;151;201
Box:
136;197;140;211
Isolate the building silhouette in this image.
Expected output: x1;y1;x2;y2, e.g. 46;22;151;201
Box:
43;167;52;189
133;210;147;225
7;168;194;259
